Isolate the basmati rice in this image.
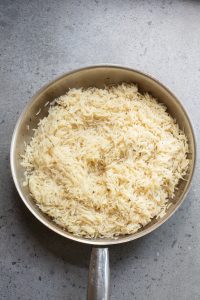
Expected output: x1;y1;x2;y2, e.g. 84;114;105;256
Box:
21;83;189;238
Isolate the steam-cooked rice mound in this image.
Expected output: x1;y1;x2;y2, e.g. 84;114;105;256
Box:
22;84;189;238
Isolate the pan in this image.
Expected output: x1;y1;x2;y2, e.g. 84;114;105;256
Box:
10;65;196;299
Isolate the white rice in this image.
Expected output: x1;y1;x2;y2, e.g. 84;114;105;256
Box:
21;83;189;238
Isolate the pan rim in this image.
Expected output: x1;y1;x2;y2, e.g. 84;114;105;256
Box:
10;64;197;246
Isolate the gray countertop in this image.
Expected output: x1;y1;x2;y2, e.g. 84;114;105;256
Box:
0;0;199;299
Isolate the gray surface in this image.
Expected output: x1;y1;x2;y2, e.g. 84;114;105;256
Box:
0;0;199;299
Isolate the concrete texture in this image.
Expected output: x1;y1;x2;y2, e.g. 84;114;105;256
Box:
0;0;199;299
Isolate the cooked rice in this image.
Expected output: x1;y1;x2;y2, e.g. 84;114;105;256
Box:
21;83;189;238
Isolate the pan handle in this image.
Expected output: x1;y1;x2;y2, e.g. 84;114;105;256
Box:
87;247;110;300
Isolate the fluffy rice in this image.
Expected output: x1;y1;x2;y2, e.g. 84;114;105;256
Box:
21;83;189;238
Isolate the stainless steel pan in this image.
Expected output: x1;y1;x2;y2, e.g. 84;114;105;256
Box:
10;65;196;300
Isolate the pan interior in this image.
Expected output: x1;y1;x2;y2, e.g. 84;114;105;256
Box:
11;66;196;245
